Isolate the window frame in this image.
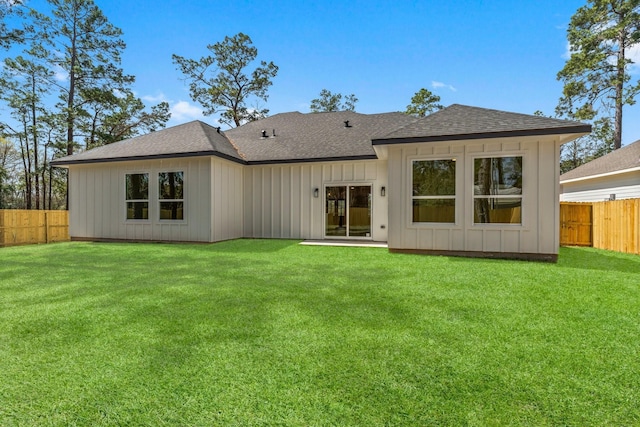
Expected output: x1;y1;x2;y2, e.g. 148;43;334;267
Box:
125;172;150;221
472;155;523;226
158;170;185;221
410;158;458;225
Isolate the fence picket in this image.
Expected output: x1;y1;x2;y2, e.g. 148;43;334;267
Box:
0;210;69;247
560;199;640;255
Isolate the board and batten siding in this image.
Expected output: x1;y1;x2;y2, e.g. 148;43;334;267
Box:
68;157;213;242
211;157;244;242
386;135;562;256
243;160;388;241
560;170;640;202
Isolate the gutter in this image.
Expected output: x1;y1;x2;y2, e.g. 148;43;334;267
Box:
372;125;592;145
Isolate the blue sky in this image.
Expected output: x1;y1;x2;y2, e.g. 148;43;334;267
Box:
14;0;640;145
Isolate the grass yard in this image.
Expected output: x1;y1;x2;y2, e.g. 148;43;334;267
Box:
0;240;639;426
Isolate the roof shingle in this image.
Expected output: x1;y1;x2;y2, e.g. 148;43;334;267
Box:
224;111;417;163
560;139;640;182
51;105;591;166
373;104;591;143
51;121;244;165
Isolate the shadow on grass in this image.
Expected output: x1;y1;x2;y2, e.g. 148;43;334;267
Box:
408;246;640;275
556;246;640;273
194;238;301;254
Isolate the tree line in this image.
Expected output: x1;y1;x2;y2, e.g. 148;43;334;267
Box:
2;0;637;210
0;0;169;210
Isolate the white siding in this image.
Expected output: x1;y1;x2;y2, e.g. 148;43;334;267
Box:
243;160;388;241
211;157;244;241
560;171;640;202
68;157;213;242
387;135;562;256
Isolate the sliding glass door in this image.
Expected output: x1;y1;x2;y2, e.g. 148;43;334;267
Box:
325;185;371;238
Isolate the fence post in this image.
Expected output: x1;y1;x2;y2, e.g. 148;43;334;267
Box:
45;211;49;244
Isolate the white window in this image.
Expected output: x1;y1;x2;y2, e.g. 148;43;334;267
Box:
473;157;522;224
125;173;149;220
158;171;184;220
412;159;456;223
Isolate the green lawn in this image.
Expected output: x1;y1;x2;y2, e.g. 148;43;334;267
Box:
0;240;639;426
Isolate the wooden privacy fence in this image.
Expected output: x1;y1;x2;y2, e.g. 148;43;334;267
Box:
560;199;640;255
0;210;69;247
560;202;593;247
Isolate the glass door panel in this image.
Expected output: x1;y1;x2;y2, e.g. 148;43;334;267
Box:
325;185;371;238
326;186;346;237
348;186;371;237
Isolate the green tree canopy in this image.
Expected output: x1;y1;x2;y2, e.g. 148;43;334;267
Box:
0;0;170;209
172;32;278;127
81;91;170;148
0;0;24;50
309;89;358;112
405;88;443;117
557;0;640;150
31;0;134;156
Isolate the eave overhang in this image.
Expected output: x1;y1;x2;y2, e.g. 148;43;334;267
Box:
372;125;592;146
50;150;248;168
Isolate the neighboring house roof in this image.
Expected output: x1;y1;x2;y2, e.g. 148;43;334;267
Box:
51;120;245;166
225;111;417;163
51;104;590;166
560;139;640;183
372;104;591;144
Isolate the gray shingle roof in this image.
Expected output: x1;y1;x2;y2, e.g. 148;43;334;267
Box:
373;104;591;143
224;111;417;163
560;139;640;182
51;121;245;165
51;105;590;167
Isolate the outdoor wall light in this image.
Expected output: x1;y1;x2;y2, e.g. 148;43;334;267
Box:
313;188;319;198
381;186;386;197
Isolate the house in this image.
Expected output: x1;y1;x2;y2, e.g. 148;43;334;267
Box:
52;104;590;261
560;139;640;202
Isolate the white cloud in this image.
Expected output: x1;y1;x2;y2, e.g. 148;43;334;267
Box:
53;64;67;82
170;100;204;122
431;81;457;92
142;93;169;103
140;92;207;124
562;41;573;60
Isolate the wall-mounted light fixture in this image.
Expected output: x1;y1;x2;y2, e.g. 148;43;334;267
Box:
313;188;319;198
381;186;386;197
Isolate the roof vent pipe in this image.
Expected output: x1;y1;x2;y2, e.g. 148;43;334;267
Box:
216;127;221;133
272;129;276;137
344;120;352;128
261;130;268;138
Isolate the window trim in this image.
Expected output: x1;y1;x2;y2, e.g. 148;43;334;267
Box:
158;170;185;222
471;155;523;226
125;172;150;221
410;157;458;226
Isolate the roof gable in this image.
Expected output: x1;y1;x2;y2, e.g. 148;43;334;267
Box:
373;104;591;144
560;139;640;182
